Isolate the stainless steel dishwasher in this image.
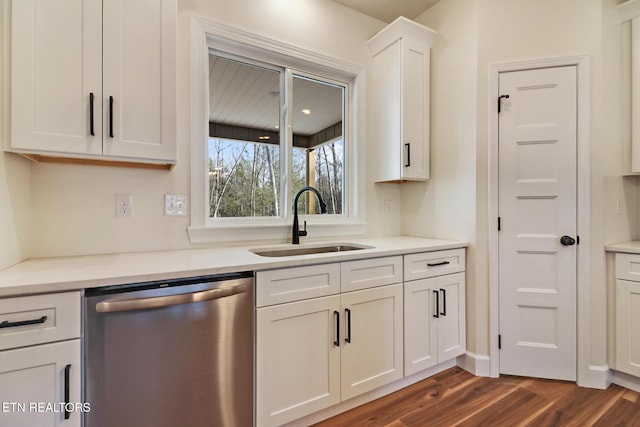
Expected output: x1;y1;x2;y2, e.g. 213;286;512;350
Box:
84;272;254;427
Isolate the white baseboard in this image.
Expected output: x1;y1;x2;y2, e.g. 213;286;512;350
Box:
611;369;640;393
457;352;492;377
575;364;610;390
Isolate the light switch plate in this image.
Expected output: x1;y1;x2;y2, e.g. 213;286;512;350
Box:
165;194;188;216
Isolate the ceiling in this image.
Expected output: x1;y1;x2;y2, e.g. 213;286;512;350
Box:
209;54;343;139
331;0;441;23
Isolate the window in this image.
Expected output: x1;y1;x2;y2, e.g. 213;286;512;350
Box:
290;75;344;216
207;54;345;220
189;18;364;243
207;55;282;218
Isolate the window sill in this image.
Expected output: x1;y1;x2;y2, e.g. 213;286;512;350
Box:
187;221;368;245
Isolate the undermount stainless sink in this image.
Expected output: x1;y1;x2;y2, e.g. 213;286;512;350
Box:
250;243;372;257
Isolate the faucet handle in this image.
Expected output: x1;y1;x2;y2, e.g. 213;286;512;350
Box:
299;220;308;237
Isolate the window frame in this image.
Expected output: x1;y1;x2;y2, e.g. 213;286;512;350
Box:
188;17;366;244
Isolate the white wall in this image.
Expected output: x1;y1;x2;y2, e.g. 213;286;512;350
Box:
0;4;30;269
408;0;481;354
415;0;636;380
0;0;404;259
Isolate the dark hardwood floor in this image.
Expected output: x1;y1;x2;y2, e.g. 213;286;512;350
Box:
312;367;640;427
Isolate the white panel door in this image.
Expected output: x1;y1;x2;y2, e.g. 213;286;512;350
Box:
11;0;102;155
102;0;176;161
340;284;403;401
498;66;577;380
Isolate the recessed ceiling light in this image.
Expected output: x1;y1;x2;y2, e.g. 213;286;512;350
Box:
258;135;270;140
302;109;311;115
274;125;279;129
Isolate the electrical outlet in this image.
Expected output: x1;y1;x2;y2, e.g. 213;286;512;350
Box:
165;194;188;216
115;194;133;218
384;200;392;215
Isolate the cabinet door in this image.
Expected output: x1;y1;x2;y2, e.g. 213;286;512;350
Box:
404;278;438;375
616;279;640;376
436;273;466;362
340;284;403;401
370;39;402;182
10;0;102;155
404;273;466;376
400;37;430;180
256;296;341;427
0;340;81;427
368;18;434;183
102;0;176;162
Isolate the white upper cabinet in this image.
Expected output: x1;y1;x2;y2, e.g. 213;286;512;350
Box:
8;0;176;165
368;17;436;182
619;0;640;174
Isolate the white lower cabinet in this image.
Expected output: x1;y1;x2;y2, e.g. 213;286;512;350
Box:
256;250;465;426
256;259;403;427
613;253;640;376
257;284;403;427
256;295;341;427
403;249;466;377
0;291;82;427
616;279;640;376
340;284;403;401
404;273;466;376
0;340;81;427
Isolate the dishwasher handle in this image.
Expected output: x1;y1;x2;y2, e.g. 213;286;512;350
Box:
95;281;250;313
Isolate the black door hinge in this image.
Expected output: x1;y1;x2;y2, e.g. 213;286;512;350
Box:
498;94;510;113
498;334;502;349
498;217;501;231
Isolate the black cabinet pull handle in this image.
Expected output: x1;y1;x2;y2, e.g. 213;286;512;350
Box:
89;93;95;136
0;315;47;329
440;288;447;316
345;308;352;344
64;364;71;420
333;310;340;347
433;290;439;318
427;261;450;267
405;143;411;167
108;96;114;138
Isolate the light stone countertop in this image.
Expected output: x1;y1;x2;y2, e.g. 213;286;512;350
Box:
605;241;640;254
0;236;467;298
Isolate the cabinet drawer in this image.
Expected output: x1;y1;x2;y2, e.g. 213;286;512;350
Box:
616;253;640;282
341;256;403;293
404;249;465;281
257;264;340;307
0;291;81;350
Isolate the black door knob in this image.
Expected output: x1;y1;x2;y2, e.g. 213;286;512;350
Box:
560;235;576;246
